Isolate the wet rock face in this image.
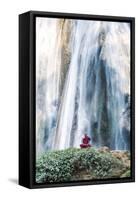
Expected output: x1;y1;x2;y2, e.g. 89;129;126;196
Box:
122;128;130;149
36;79;46;111
98;30;106;46
120;94;130;150
57;19;73;93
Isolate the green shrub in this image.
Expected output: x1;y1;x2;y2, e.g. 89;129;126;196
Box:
36;147;127;183
121;170;131;178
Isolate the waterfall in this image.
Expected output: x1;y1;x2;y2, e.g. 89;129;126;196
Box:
36;18;130;154
36;18;63;153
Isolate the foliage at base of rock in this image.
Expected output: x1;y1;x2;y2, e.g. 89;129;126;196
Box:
36;147;130;183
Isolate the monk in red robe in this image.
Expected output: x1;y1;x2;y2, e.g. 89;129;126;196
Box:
80;134;91;148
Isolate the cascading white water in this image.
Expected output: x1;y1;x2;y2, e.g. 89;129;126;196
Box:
36;18;130;154
54;21;102;149
36;18;63;153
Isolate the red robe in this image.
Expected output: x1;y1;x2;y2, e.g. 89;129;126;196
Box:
80;134;91;148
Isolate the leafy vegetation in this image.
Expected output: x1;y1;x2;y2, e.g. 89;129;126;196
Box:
36;147;130;183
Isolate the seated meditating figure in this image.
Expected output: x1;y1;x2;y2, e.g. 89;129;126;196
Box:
80;134;91;148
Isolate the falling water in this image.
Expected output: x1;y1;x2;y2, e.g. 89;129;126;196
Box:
36;18;64;153
36;18;130;154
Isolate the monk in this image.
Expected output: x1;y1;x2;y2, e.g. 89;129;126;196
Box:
80;134;91;148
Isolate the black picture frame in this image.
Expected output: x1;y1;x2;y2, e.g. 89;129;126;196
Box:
19;10;135;189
